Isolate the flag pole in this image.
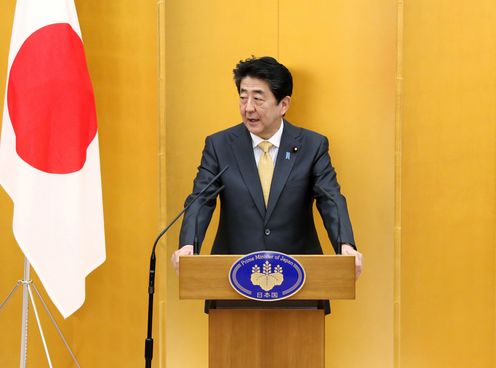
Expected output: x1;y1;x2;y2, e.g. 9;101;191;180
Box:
18;257;55;367
19;257;30;368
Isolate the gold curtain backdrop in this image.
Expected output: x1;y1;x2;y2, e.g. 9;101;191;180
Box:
0;1;494;367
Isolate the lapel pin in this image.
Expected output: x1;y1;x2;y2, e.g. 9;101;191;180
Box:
285;152;291;160
292;146;298;153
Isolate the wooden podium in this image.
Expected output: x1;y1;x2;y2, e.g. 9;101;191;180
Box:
179;255;355;368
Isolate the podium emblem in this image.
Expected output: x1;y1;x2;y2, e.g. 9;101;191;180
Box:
229;251;305;301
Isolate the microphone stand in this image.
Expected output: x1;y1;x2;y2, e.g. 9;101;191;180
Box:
144;166;228;368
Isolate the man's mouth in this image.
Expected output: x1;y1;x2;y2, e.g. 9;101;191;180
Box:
247;118;259;123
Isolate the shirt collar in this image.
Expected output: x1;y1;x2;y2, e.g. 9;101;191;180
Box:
250;120;284;149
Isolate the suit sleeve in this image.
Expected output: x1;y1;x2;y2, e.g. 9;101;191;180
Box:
312;136;356;254
179;136;221;249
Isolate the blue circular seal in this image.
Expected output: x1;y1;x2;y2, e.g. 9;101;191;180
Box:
229;251;306;301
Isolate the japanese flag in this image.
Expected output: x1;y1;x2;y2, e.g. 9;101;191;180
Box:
0;0;106;318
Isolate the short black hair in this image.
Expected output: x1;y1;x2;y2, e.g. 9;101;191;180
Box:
233;56;293;103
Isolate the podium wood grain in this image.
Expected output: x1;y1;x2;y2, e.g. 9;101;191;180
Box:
179;255;355;300
209;309;324;368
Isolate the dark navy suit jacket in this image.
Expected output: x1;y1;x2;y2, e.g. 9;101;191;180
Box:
179;120;355;256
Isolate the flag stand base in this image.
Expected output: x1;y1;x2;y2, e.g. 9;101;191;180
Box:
0;257;81;368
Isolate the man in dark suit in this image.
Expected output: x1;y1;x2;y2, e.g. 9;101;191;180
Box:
171;56;362;280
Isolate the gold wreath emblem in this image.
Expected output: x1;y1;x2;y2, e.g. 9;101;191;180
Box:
250;261;284;291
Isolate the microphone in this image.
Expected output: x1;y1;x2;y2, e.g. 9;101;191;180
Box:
144;166;229;368
315;184;343;254
193;185;225;254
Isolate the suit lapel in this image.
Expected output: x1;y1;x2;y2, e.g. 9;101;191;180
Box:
229;125;266;218
265;121;302;224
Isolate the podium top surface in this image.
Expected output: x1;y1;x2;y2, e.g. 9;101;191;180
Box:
179;255;355;300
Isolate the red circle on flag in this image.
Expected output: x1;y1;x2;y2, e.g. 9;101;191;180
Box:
7;23;97;174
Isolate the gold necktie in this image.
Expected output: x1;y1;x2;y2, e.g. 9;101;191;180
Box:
258;141;274;206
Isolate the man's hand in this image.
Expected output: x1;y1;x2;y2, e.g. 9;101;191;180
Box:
341;244;363;280
171;245;193;274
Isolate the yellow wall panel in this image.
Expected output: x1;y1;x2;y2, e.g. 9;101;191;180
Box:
74;1;158;366
164;1;396;367
401;1;496;367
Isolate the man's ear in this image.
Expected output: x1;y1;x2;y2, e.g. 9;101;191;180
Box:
280;96;291;116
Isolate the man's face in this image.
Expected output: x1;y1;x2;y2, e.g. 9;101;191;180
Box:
239;77;290;139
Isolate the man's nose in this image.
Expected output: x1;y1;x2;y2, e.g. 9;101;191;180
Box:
245;98;256;112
